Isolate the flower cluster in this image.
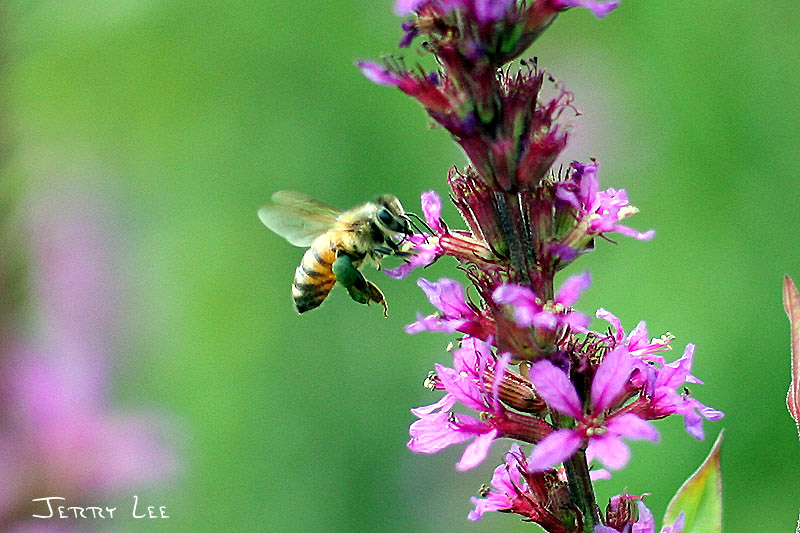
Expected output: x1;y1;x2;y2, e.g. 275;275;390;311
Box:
359;0;722;531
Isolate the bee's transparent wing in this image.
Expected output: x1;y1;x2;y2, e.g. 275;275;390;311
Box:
258;191;340;247
270;190;341;217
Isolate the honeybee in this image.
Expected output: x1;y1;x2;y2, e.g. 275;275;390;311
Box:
258;191;414;316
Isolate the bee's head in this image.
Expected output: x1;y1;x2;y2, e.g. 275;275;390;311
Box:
375;194;410;235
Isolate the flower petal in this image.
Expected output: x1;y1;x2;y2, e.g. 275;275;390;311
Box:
408;415;474;454
556;271;591;307
410;393;457;417
357;61;400;86
394;0;428;16
607;413;659;442
420;191;443;233
632;500;656;533
586;434;630;470
490;353;512;413
383;237;441;278
590;345;633;412
435;364;486;411
456;429;499;471
492;284;540;327
530;361;583;418
596;308;623;342
417;278;471;316
527;429;582;472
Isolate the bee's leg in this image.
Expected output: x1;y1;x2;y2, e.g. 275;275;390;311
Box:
332;253;360;288
333;254;368;304
365;281;389;317
332;253;389;316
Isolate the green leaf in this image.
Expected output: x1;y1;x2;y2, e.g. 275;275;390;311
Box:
663;431;723;533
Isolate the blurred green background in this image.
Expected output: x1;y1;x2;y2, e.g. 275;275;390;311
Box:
2;1;800;531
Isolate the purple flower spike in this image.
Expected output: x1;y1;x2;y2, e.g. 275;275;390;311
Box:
357;0;726;525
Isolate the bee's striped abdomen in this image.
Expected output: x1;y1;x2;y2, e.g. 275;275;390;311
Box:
292;238;337;313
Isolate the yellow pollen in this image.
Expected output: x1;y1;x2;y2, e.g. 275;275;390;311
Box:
618;205;639;219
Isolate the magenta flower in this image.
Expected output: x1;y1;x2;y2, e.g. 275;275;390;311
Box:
644;344;724;440
556;161;654;244
385;191;445;279
597;308;673;364
469;442;590;528
468;443;529;521
408;350;512;470
406;278;493;340
384;234;442;279
386;190;498;279
493;271;591;332
451;336;493;378
408;394;500;472
420;190;444;233
527;346;658;471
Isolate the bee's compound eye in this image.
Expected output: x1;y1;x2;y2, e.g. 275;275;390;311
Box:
378;207;394;227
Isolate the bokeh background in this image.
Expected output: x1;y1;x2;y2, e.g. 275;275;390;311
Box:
1;1;799;531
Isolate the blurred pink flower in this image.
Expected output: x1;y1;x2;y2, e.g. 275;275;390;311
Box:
0;185;179;530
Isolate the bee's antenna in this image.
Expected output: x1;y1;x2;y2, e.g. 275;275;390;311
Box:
405;212;434;234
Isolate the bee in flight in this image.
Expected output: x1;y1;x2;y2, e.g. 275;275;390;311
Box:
258;191;417;316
